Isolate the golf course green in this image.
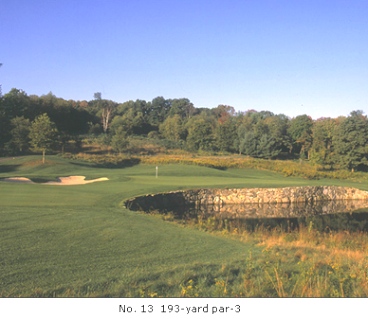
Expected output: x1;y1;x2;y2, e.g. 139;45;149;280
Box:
1;155;368;297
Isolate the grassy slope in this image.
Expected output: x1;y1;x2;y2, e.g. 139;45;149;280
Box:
0;155;367;297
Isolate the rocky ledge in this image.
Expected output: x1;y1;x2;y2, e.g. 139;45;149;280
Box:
124;186;368;212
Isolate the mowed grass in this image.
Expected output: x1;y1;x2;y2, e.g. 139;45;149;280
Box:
1;155;368;297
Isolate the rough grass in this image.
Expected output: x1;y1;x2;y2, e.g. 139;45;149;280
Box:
1;155;368;297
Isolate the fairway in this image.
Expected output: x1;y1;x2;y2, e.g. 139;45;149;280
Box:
1;155;368;297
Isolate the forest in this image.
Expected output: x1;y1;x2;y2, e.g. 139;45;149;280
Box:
0;88;367;172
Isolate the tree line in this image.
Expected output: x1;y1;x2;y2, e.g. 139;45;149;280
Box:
0;88;367;172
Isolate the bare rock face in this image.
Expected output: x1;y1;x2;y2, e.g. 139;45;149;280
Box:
124;186;368;214
195;200;368;218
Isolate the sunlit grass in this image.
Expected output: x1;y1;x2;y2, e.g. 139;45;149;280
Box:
1;155;368;297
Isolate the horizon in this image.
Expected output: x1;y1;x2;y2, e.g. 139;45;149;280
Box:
2;86;364;121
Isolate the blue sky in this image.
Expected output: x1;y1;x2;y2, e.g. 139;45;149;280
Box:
1;0;367;119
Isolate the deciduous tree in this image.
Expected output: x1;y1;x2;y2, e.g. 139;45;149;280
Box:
159;114;185;142
6;116;30;154
29;113;58;164
288;115;313;159
333;111;368;172
186;115;215;151
111;127;129;154
310;117;336;167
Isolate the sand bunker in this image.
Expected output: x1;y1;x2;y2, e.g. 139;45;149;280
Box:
2;177;34;184
2;176;109;185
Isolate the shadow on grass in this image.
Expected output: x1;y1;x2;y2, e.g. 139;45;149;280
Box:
70;157;141;169
31;178;56;183
204;165;227;171
0;164;22;173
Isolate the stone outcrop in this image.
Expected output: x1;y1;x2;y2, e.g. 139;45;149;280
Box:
193;200;368;219
124;186;368;213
